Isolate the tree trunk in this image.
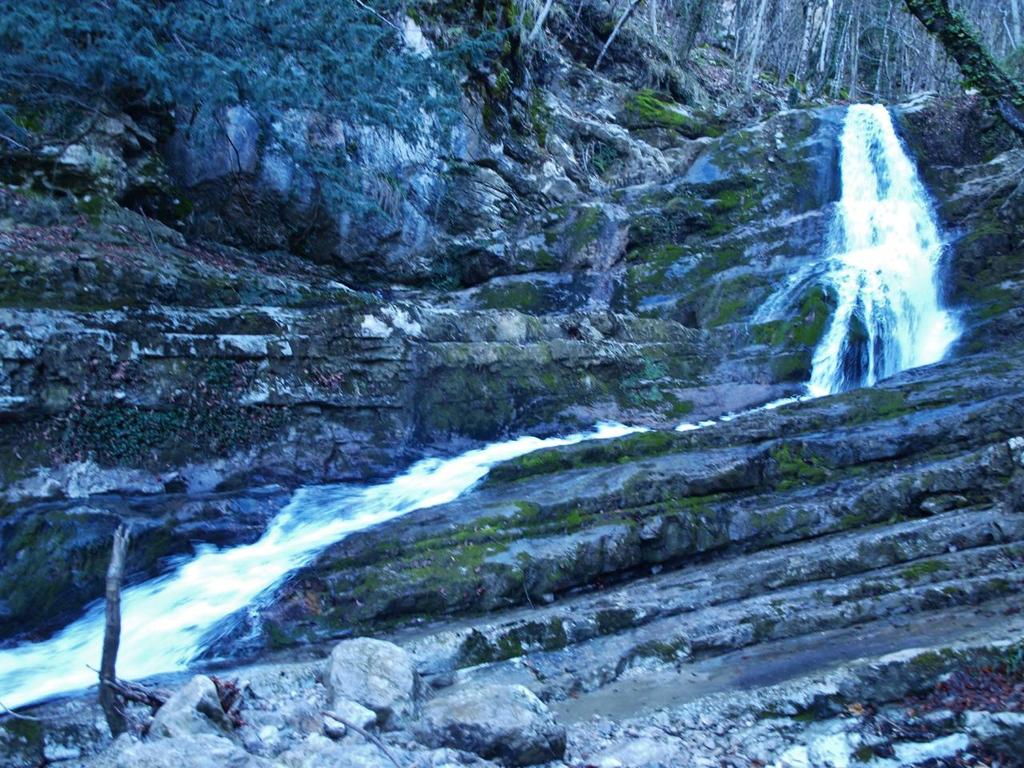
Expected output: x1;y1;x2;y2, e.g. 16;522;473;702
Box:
681;0;714;61
1012;0;1022;48
743;0;771;90
794;0;817;84
815;0;836;75
595;0;644;70
526;0;557;44
100;526;130;737
903;0;1024;138
874;0;895;99
848;9;861;100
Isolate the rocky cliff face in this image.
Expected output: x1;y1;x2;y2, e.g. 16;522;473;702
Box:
1;84;1021;633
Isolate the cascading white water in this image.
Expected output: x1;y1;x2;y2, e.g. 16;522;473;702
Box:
806;103;960;396
0;422;642;710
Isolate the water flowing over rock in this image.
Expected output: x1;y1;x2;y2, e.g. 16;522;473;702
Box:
0;424;641;710
765;104;961;396
1;16;1023;764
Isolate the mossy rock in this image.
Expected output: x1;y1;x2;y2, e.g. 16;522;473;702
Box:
770;443;831;490
623;89;723;138
752;284;836;350
475;281;547;312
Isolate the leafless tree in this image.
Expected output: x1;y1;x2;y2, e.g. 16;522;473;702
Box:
100;526;130;737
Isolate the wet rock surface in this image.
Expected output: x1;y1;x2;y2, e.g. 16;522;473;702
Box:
148;675;233;740
1;14;1023;768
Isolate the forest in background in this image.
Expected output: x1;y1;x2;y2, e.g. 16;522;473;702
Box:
637;0;1022;103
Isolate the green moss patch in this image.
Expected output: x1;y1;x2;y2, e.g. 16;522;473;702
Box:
900;559;949;583
476;281;546;312
770;443;830;490
624;90;723;138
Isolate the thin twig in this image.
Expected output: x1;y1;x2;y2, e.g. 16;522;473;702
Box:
349;0;403;33
324;710;404;768
0;701;43;722
0;133;30;151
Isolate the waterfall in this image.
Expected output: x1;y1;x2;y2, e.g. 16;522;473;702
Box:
806;103;960;396
0;423;643;710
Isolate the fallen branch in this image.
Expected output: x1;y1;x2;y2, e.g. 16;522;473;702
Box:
0;701;43;722
349;0;404;33
595;0;644;70
324;710;404;768
101;677;170;711
0;133;30;151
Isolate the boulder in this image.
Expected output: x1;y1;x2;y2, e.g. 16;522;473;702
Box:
325;638;417;729
149;675;233;739
414;684;566;766
116;734;269;768
965;710;1024;755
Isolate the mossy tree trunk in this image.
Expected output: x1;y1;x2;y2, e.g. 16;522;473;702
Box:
903;0;1024;137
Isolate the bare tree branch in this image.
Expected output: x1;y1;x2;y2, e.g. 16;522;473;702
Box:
0;701;43;722
527;0;557;44
903;0;1024;137
349;0;404;33
324;710;404;767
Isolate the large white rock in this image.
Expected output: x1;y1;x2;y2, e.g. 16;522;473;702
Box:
414;684;566;766
149;675;232;739
325;638;417;729
966;710;1024;755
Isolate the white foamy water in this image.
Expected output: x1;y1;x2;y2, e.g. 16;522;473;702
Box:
0;422;643;710
807;103;960;395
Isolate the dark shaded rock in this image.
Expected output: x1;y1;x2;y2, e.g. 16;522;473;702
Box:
414;684;566;766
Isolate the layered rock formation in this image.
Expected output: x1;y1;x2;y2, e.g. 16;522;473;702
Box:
2;1;1024;765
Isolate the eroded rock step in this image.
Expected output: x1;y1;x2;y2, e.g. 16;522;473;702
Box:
398;503;1022;670
555;599;1024;724
253;380;1024;651
402;507;1023;701
561;624;1024;767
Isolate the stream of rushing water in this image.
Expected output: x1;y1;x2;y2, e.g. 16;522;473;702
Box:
0;104;961;711
0;423;644;709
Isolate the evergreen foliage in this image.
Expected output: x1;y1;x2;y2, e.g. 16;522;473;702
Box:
0;0;496;205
